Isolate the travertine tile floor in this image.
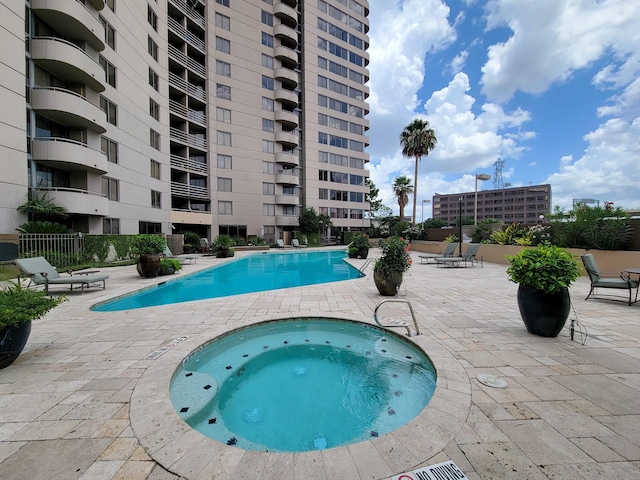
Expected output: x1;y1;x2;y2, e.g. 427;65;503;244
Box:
1;248;640;479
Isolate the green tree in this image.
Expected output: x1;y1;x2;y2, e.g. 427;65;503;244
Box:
298;207;332;236
16;192;70;233
392;175;413;222
399;119;437;225
365;178;384;218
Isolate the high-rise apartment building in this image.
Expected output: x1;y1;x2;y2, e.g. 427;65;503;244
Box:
433;184;552;226
2;0;370;243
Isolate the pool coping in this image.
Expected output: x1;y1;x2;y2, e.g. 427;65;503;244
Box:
130;312;472;479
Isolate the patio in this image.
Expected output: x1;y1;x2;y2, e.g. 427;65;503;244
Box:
1;248;639;479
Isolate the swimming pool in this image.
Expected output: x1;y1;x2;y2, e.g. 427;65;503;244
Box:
170;317;437;452
92;250;362;311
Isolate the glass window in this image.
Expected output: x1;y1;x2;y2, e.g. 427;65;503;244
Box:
263;182;275;195
99;55;116;87
102;218;119;234
215;13;230;30
216;84;231;100
262;140;275;153
148;36;158;60
217;131;232;146
99;96;117;125
148;67;159;91
147;5;157;31
261;32;273;47
262;118;274;132
218;201;232;215
216;60;231;77
261;54;274;69
149;98;159;120
261;11;273;26
263;204;275;216
150;128;160;150
262;75;274;90
99;16;116;49
262;161;275;174
102;177;119;201
216;107;231;123
218;177;232;192
216;36;230;54
106;0;115;12
101;136;118;164
217;154;232;169
216;0;229;6
150;159;160;179
262;97;274;111
151;190;161;208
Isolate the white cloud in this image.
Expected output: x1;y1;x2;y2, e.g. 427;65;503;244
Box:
449;50;468;75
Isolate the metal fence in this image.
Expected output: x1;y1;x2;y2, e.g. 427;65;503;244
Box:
19;234;85;268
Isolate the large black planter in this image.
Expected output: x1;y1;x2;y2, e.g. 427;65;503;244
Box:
358;248;369;259
0;321;32;370
138;254;161;278
374;271;403;296
517;286;571;337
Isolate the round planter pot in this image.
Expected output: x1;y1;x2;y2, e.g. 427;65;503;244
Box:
348;250;358;259
0;321;32;370
216;248;230;258
358;248;369;259
373;271;403;296
138;254;161;278
517;286;571;337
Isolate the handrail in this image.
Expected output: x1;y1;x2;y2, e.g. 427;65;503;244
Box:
33;36;98;63
373;299;421;337
33;136;103;154
36;186;106;198
359;257;376;273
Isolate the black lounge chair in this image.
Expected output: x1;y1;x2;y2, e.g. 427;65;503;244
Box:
581;253;639;305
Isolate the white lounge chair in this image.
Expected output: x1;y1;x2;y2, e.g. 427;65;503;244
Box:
15;257;109;294
291;239;307;248
276;239;292;249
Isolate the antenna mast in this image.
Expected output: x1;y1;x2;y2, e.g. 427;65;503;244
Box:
493;159;511;189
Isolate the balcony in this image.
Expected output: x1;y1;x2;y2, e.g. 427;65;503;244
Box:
32;137;108;174
169;100;206;126
31;0;105;51
169;72;206;102
274;67;298;89
31;37;105;92
275;215;299;227
170;128;207;150
31;87;106;133
274;46;298;69
275;194;299;205
275;151;299;168
275;173;299;186
168;45;206;78
275;89;298;109
170;209;212;226
36;187;108;216
87;0;105;9
170;154;208;174
274;23;297;48
275;131;298;148
275;110;298;129
279;0;297;7
274;2;297;28
171;181;209;200
168;17;206;53
168;0;205;29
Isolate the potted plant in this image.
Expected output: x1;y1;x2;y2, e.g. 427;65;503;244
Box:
183;231;200;253
213;234;235;258
373;236;412;296
131;234;167;278
0;283;65;369
347;245;359;258
159;258;183;275
351;232;372;259
506;243;581;337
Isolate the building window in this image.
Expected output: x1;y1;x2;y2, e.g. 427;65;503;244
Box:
261;54;274;69
103;218;120;234
263;204;275;216
150;128;160;150
216;60;231;77
215;13;230;30
263;182;275;195
218;177;232;192
217;131;231;146
262;118;274;132
261;11;273;26
101;136;118;163
216;0;229;6
216;36;230;54
147;5;157;31
218;201;232;215
102;177;119;201
148;36;158;60
262;75;274;90
262;97;274;111
99;16;116;49
216;107;231;123
149;98;160;120
149;67;159;91
217;154;232;169
216;84;231;100
99;55;116;87
151;190;161;208
106;0;115;12
99;96;117;125
262;161;275;174
261;32;273;47
139;221;161;234
150;159;160;179
262;140;275;153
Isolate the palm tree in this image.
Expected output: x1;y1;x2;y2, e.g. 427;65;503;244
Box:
392;175;413;221
400;119;437;225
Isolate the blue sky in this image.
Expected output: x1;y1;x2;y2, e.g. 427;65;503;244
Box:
365;0;640;219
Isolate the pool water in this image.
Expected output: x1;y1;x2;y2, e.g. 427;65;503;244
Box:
170;318;437;452
93;250;361;311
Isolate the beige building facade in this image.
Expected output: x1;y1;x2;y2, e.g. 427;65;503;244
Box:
2;0;370;242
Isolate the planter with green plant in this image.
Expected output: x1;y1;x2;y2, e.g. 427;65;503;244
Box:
131;234;167;278
351;232;372;259
373;236;412;296
159;258;183;275
506;243;581;337
347;245;359;258
0;283;65;369
213;234;235;258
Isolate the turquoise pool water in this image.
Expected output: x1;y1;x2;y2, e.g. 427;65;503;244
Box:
170;318;437;452
92;250;361;311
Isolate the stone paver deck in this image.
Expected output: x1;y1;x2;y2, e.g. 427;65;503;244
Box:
1;248;640;479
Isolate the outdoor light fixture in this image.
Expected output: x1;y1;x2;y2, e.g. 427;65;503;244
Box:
421;199;431;224
474;173;491;225
458;196;463;256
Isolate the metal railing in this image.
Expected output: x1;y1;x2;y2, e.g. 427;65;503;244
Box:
170;154;208;174
168;72;206;101
19;234;85;268
167;16;206;53
168;45;206;77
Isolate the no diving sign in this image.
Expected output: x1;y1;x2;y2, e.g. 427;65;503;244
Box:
391;460;468;480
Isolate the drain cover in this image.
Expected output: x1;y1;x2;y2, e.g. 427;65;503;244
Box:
476;373;507;389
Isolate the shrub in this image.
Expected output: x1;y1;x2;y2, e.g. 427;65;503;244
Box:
506;244;581;294
374;236;412;276
0;283;66;329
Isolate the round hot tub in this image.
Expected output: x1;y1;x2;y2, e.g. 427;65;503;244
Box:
170;317;437;452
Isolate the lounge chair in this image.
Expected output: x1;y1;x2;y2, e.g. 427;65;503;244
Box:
419;243;456;264
291;239;307;248
15;257;109;294
581;253;639;305
435;243;482;268
276;239;292;249
163;246;198;264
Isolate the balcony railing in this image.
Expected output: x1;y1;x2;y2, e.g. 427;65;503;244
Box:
168;0;205;28
170;127;206;149
167;16;206;53
170;154;208;174
171;181;209;199
168;72;206;102
168;45;206;77
169;100;206;125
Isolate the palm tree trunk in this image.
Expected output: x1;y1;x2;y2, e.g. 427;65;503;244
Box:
412;155;419;225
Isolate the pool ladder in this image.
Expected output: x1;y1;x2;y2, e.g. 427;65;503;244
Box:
358;257;377;273
373;299;421;337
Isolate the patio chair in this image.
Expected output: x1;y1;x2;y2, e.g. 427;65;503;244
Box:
291;239;307;248
15;257;109;294
581;254;639;306
276;239;292;249
419;243;457;264
163;246;198;264
435;243;482;268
